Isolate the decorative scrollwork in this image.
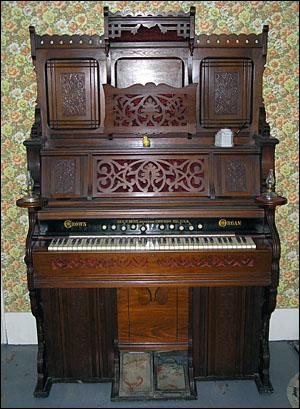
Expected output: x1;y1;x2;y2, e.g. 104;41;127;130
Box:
104;82;197;134
95;158;207;195
113;93;187;128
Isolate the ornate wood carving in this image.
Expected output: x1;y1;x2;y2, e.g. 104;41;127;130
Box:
200;58;253;128
50;254;255;271
94;156;207;197
23;209;52;396
137;288;169;305
51;256;149;270
104;82;197;134
214;72;239;115
225;160;247;192
46;59;99;129
215;154;260;197
255;199;287;392
53;159;76;194
105;7;195;45
156;255;255;268
61;73;86;116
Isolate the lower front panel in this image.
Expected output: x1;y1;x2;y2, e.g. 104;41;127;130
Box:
40;286;263;381
117;287;188;350
41;288;116;380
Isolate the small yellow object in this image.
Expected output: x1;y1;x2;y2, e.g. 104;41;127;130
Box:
143;134;151;147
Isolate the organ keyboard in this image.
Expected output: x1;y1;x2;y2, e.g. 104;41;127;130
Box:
16;6;287;401
48;235;256;252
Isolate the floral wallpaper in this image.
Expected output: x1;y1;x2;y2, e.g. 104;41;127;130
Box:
1;1;299;311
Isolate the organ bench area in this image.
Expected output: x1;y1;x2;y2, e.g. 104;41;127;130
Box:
16;7;287;401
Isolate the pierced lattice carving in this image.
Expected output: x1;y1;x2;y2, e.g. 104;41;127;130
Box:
104;82;197;134
93;156;207;196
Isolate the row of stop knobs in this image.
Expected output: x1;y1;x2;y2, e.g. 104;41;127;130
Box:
99;223;204;231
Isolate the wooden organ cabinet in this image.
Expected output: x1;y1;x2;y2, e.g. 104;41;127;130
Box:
17;7;287;400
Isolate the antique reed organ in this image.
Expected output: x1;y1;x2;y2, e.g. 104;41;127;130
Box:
17;7;287;400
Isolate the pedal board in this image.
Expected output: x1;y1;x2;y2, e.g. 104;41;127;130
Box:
112;350;196;400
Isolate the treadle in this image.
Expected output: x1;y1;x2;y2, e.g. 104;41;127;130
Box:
112;351;196;400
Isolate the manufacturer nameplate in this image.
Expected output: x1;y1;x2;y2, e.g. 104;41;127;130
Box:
64;220;87;229
218;219;242;228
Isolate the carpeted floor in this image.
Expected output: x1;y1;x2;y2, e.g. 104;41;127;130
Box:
1;341;299;408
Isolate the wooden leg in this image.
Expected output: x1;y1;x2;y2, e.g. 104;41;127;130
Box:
255;287;276;393
30;289;53;397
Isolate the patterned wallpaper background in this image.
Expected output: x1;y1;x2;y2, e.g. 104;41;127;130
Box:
1;1;299;311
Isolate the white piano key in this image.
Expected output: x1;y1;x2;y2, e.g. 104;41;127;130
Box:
245;236;256;249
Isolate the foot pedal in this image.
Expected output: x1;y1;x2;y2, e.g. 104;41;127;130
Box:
112;350;196;400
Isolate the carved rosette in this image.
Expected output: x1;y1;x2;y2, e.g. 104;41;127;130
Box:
95;158;206;195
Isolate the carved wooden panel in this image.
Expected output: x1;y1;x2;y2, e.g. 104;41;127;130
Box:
103;82;197;134
200;58;253;128
41;155;86;198
115;58;184;88
46;59;100;129
214;154;260;196
117;287;188;347
92;155;209;197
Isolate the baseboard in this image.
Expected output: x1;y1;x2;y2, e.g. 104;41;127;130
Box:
269;308;299;341
2;308;299;344
4;312;37;344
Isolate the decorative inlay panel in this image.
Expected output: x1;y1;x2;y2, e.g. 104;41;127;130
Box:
104;82;197;134
214;72;239;115
93;156;208;197
61;73;86;116
53;159;76;194
225;160;247;192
